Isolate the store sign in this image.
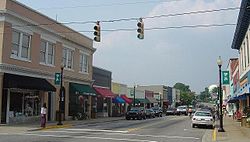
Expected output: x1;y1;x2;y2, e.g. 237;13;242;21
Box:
222;71;230;85
54;73;61;85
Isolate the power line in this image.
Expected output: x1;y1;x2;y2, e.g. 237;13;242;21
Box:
3;23;236;35
36;0;183;10
98;23;236;32
11;6;240;28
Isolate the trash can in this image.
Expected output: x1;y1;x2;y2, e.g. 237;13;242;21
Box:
56;111;65;121
241;116;247;127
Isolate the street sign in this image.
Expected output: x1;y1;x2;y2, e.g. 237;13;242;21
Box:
222;71;230;85
55;73;61;85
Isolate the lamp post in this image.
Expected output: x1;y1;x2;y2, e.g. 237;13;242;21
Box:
57;64;64;125
217;56;225;132
133;85;136;107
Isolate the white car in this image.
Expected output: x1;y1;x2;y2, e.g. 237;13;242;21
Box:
192;111;214;128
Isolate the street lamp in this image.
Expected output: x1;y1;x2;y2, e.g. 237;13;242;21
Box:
57;63;64;125
133;85;136;107
217;56;225;132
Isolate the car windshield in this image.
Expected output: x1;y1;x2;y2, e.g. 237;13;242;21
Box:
195;111;212;117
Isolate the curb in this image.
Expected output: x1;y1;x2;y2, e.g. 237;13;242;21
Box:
27;124;72;131
27;117;124;131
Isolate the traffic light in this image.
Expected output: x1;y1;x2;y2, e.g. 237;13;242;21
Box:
137;18;144;39
94;21;101;42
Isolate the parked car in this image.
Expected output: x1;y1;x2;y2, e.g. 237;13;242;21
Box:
166;107;177;115
176;105;188;115
126;107;146;120
192;110;214;129
146;108;155;118
152;107;163;117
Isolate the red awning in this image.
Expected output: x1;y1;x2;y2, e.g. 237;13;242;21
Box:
121;95;132;104
94;86;115;98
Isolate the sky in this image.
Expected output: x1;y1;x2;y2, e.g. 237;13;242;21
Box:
17;0;241;93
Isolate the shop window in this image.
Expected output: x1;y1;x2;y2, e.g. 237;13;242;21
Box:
9;91;41;119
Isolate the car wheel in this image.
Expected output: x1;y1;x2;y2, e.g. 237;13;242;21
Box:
138;116;142;120
192;124;195;128
126;117;130;120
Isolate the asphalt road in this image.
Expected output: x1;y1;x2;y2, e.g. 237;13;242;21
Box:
0;116;210;142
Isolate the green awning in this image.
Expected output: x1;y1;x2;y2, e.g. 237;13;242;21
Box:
133;98;149;104
69;83;96;96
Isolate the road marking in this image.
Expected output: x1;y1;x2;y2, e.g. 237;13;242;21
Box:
64;128;128;133
20;133;158;142
212;128;217;141
34;130;199;140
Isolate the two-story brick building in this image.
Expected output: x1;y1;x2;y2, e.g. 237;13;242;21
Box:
0;0;96;124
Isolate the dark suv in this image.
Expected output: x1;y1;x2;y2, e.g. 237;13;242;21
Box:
126;107;146;120
152;107;163;117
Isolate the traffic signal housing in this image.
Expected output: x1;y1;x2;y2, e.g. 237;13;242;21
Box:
94;21;101;42
137;18;144;39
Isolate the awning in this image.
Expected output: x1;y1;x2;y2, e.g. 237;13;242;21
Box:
146;97;158;103
133;98;148;104
227;97;239;103
94;86;115;98
121;95;132;104
113;96;125;103
3;73;56;91
69;83;96;96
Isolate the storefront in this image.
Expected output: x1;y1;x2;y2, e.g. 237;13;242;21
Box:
120;95;132;112
94;86;115;117
145;97;158;108
69;83;96;119
1;73;56;124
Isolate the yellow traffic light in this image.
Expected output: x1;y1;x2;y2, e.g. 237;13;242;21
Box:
94;21;101;42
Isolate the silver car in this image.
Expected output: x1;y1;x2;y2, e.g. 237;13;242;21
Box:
191;111;214;128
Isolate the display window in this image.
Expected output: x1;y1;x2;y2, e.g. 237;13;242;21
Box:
9;91;41;118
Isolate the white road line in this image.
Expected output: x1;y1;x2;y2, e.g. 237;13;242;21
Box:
21;133;158;142
30;130;199;140
64;128;128;133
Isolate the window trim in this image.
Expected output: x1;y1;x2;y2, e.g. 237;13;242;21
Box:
62;47;74;71
39;39;55;66
10;29;31;61
79;52;89;74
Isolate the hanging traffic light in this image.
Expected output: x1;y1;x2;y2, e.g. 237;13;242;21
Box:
94;21;101;42
137;18;144;39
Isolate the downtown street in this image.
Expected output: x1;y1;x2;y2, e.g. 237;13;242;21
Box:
0;116;208;142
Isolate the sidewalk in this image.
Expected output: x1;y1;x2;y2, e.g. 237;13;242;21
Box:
0;116;124;133
202;116;250;142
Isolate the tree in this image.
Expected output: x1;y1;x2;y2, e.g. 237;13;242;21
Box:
173;83;191;93
174;82;194;105
199;87;212;102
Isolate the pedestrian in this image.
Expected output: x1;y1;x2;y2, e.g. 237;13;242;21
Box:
40;103;47;128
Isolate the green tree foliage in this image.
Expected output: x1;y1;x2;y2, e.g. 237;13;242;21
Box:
173;83;191;93
199;87;212;102
174;82;195;105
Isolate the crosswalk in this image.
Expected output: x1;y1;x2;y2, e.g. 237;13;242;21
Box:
17;127;200;142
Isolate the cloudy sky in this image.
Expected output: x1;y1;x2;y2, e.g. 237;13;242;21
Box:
17;0;241;93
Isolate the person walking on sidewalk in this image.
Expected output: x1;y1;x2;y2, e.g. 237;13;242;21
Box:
40;103;47;128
